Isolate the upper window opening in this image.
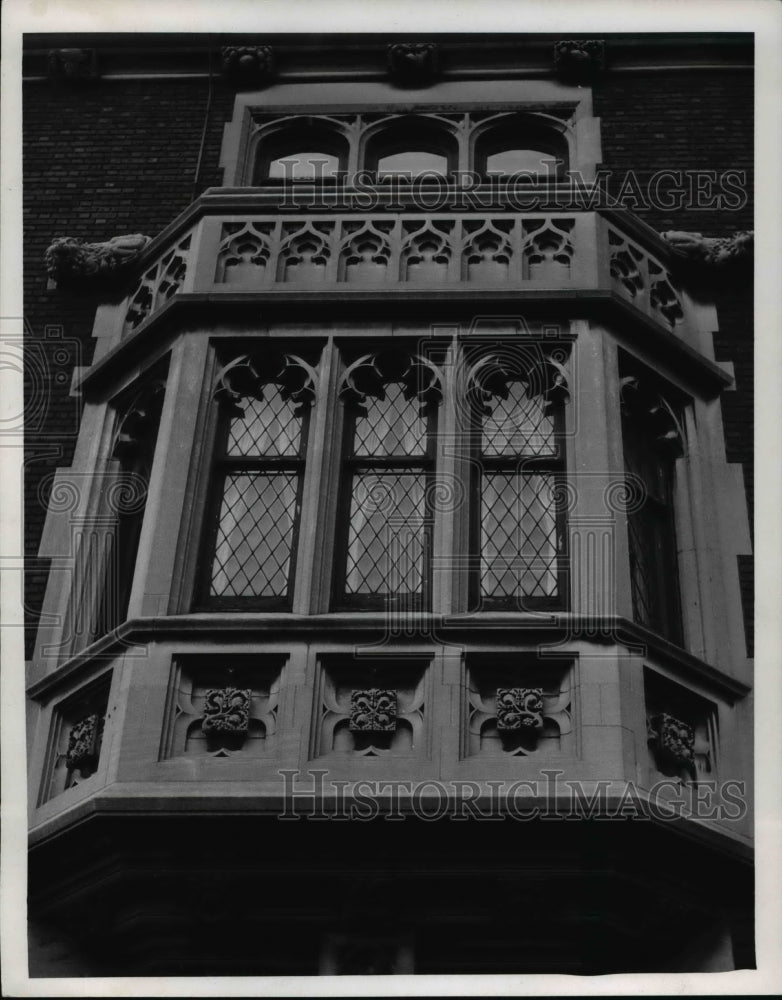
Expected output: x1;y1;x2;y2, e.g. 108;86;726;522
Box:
364;119;457;181
475;115;568;180
254;124;348;184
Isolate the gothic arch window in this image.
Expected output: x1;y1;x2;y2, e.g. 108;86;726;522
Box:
619;367;685;644
363;118;457;180
465;350;569;610
334;349;443;610
473;114;569;180
253;122;348;183
197;352;318;610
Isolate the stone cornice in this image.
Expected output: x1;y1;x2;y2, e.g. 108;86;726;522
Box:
27;612;751;703
22;33;753;82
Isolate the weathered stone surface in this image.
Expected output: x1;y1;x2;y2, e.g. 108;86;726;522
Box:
45;233;151;284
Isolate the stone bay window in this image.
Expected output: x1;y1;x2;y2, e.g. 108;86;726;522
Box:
29;67;753;975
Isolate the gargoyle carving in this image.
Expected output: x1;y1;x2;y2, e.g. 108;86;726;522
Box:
661;230;753;270
553;40;606;82
221;45;275;87
387;43;439;86
45;233;152;285
47;48;99;81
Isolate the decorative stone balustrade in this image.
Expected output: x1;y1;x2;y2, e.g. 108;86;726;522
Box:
116;205;692;342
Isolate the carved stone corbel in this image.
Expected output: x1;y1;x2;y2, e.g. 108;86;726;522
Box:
221;45;275;88
45;233;152;286
387;43;439;87
553;40;606;83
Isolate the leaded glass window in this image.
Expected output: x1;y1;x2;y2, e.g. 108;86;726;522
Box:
199;354;316;610
620;378;683;644
336;351;442;609
470;358;567;610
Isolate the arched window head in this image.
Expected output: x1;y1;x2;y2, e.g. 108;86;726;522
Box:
364;118;457;181
254;122;348;184
475;115;569;181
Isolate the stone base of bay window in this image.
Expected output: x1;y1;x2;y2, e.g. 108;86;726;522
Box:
28;811;752;977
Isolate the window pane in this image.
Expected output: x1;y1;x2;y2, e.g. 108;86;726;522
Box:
377;151;448;176
353;383;427;457
481;381;556;456
227;388;303;457
481;472;558;598
210;472;298;597
485;148;553;176
267;152;340;180
345;473;425;595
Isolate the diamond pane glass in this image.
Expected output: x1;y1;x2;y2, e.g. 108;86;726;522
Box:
210;472;298;597
481;381;555;456
227;388;302;457
353;383;426;457
481;472;558;598
345;473;425;595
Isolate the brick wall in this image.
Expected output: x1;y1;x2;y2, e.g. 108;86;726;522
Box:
593;69;754;652
22;67;754;657
23;78;235;654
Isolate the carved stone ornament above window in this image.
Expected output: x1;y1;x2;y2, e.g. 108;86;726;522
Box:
387;42;440;86
465;350;570;418
45;233;152;286
553;40;606;83
111;377;167;462
619;376;685;456
647;712;695;772
201;688;252;734
221;45;275;88
350;689;398;732
213;353;318;412
496;688;544;731
661;230;754;275
47;48;99;81
339;350;443;408
65;714;101;770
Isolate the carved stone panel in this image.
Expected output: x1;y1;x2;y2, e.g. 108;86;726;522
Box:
41;675;112;803
496;688;544;732
647;712;695;770
65;714;102;770
350;689;398;732
643;668;717;783
465;660;575;758
202;688;252;735
313;660;429;758
162;658;284;760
